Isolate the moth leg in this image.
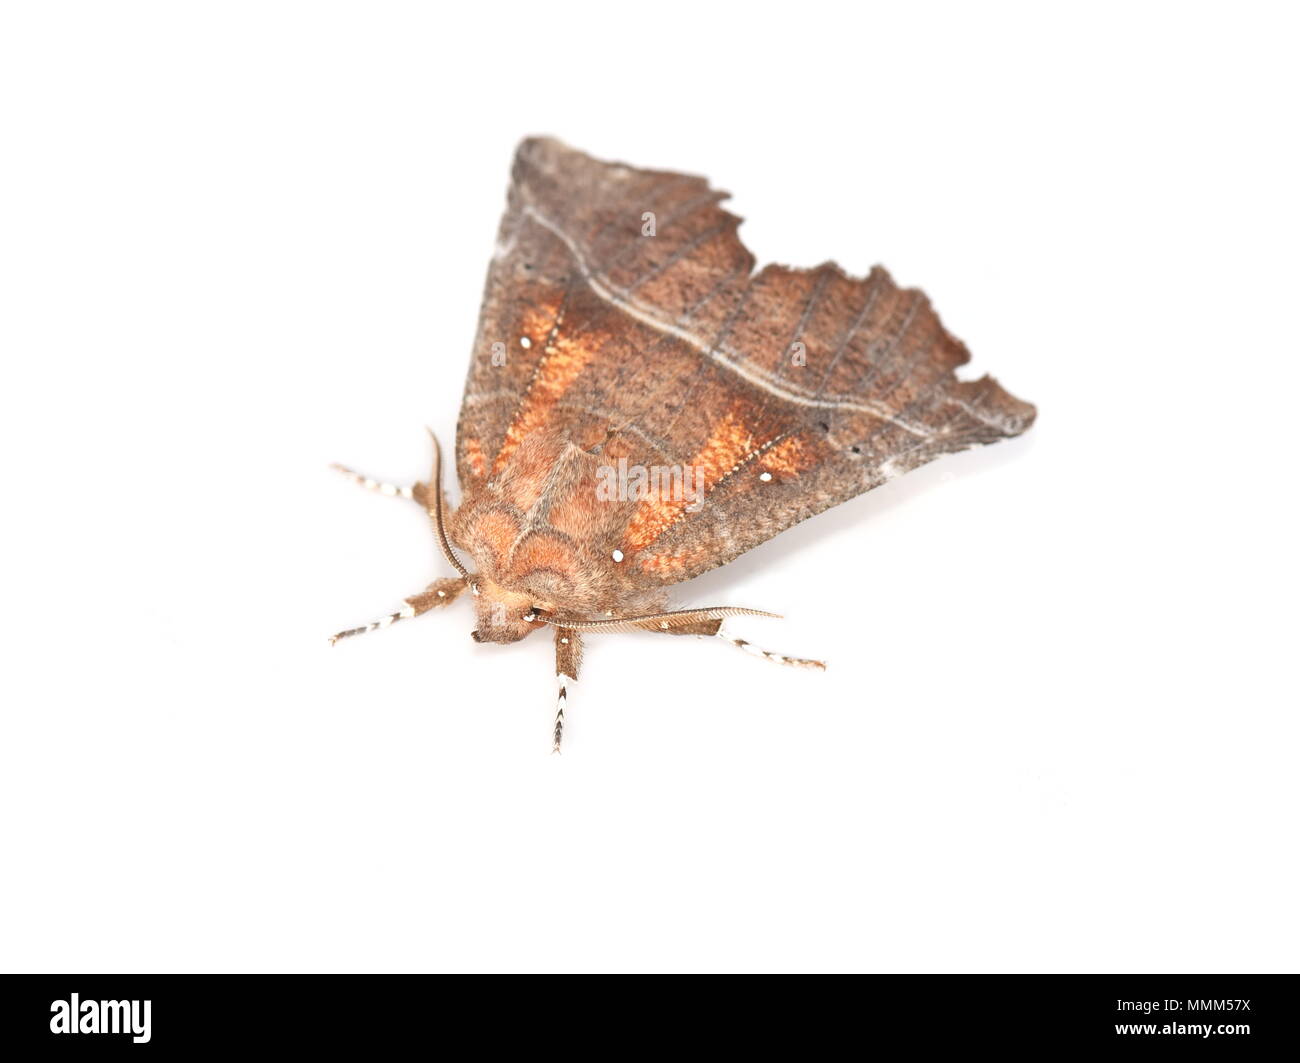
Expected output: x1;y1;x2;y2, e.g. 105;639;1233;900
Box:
620;614;823;667
328;577;466;646
330;462;429;506
707;625;827;670
552;627;583;754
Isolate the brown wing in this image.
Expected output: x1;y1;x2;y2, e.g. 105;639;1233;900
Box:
456;137;1035;589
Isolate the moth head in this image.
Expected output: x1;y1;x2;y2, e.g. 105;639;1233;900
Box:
467;577;546;645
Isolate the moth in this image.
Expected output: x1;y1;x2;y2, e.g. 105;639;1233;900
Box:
331;138;1036;750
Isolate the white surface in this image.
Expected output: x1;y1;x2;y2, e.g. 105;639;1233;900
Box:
1;2;1296;973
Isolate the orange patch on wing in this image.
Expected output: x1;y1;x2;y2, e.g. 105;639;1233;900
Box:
622;408;755;553
492;327;598;475
518;304;556;347
463;437;487;479
758;434;813;479
638;542;714;577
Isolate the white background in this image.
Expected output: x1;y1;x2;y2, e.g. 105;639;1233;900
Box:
2;2;1296;973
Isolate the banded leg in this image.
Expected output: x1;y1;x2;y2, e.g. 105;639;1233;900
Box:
331;462;428;505
708;625;826;670
328;577;466;646
552;627;583;754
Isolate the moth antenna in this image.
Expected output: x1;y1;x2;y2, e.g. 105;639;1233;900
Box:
553;628;583;754
709;624;827;670
425;429;471;581
329;462;415;500
530;606;780;634
328;577;467;646
328;604;418;646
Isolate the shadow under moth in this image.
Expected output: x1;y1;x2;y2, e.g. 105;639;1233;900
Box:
331;138;1036;751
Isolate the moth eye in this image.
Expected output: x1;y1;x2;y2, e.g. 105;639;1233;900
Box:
471;582;481;597
611;549;625;563
758;472;772;483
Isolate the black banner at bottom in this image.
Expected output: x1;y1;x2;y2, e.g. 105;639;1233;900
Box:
0;974;1290;1051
